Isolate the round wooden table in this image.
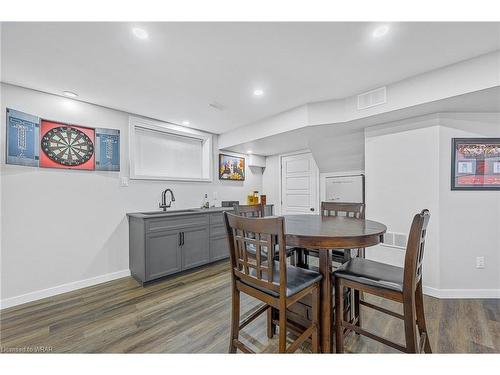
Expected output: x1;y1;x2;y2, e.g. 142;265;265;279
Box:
284;215;387;353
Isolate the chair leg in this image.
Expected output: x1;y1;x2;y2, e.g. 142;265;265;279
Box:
229;283;240;353
403;292;418;353
415;281;432;353
311;285;320;353
267;307;275;338
335;278;344;353
278;300;287;353
354;289;361;333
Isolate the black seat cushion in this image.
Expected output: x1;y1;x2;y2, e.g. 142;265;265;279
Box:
242;261;322;297
333;258;404;292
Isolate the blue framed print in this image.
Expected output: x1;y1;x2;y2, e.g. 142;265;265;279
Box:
6;108;40;167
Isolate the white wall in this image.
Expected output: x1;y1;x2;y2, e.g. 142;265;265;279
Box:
262;154;281;215
365;116;441;291
0;84;263;308
365;113;500;298
438;113;500;295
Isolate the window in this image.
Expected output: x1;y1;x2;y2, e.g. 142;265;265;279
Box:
129;116;212;181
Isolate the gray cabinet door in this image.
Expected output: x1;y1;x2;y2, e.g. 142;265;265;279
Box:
210;236;230;261
181;226;209;270
146;230;181;281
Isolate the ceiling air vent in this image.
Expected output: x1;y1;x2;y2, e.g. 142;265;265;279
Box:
357;86;387;110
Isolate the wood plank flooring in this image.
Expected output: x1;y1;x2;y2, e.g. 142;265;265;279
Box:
1;261;499;353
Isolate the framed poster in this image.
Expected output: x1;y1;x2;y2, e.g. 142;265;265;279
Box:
95;128;120;171
6;108;40;167
39;120;95;170
219;153;245;181
451;138;500;190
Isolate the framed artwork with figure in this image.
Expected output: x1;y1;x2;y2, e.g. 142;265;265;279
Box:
451;138;500;190
219;153;245;181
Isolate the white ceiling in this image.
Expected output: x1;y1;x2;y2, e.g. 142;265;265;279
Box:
2;22;500;133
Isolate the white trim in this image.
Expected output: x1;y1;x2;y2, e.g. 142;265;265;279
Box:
423;286;500;299
0;269;131;310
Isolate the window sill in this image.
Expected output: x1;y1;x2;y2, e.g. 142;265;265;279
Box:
129;174;213;183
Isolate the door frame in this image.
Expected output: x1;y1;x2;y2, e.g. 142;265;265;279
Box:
278;150;320;216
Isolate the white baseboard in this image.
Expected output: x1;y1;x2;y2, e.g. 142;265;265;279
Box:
0;269;131;310
423;286;500;299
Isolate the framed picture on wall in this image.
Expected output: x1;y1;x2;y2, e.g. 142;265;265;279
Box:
451;138;500;190
219;153;245;181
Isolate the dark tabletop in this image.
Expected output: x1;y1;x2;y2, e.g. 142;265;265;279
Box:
283;214;387;249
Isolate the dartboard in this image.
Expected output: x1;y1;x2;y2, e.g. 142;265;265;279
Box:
41;126;94;166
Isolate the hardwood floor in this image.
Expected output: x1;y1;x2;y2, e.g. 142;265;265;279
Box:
1;261;499;353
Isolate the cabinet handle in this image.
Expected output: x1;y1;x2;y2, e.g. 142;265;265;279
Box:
181;232;185;246
179;232;182;246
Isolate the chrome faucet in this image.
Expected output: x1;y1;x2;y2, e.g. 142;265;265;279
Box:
159;188;175;211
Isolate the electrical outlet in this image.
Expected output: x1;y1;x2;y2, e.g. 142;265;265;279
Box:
476;256;485;269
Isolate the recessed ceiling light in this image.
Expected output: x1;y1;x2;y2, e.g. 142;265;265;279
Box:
372;25;390;39
253;89;264;97
247;150;253;154
132;27;148;40
182;120;190;126
63;91;78;98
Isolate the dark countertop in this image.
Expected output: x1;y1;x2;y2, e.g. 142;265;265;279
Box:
126;207;234;219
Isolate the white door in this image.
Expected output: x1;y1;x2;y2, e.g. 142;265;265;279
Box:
281;152;319;215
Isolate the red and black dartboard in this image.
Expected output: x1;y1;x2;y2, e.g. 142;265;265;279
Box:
41;126;94;167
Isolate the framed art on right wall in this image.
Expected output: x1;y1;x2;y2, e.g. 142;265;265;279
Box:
451;138;500;190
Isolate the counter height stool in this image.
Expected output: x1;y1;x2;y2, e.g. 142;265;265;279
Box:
224;212;322;353
334;209;432;353
302;202;366;331
233;203;265;218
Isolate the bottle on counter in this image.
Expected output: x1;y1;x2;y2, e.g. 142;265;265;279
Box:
203;193;210;209
247;191;254;205
260;194;267;205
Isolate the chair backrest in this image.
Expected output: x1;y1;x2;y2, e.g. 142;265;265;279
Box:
224;212;287;296
233;203;265;218
321;202;365;219
403;209;431;292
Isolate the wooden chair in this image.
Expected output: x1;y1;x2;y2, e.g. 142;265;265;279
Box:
233;203;266;218
233;203;296;262
224;212;322;353
334;209;432;353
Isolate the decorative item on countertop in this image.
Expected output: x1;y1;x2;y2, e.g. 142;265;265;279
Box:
202;193;210;208
219;153;245;180
222;200;239;208
260;194;267;205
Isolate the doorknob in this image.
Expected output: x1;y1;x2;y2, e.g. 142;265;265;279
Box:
310;208;315;211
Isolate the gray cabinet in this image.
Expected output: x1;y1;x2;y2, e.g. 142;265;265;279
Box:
181;225;210;269
210;235;229;261
146;229;181;280
128;205;273;284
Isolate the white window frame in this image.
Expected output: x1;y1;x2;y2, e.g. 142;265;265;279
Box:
129;116;213;182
